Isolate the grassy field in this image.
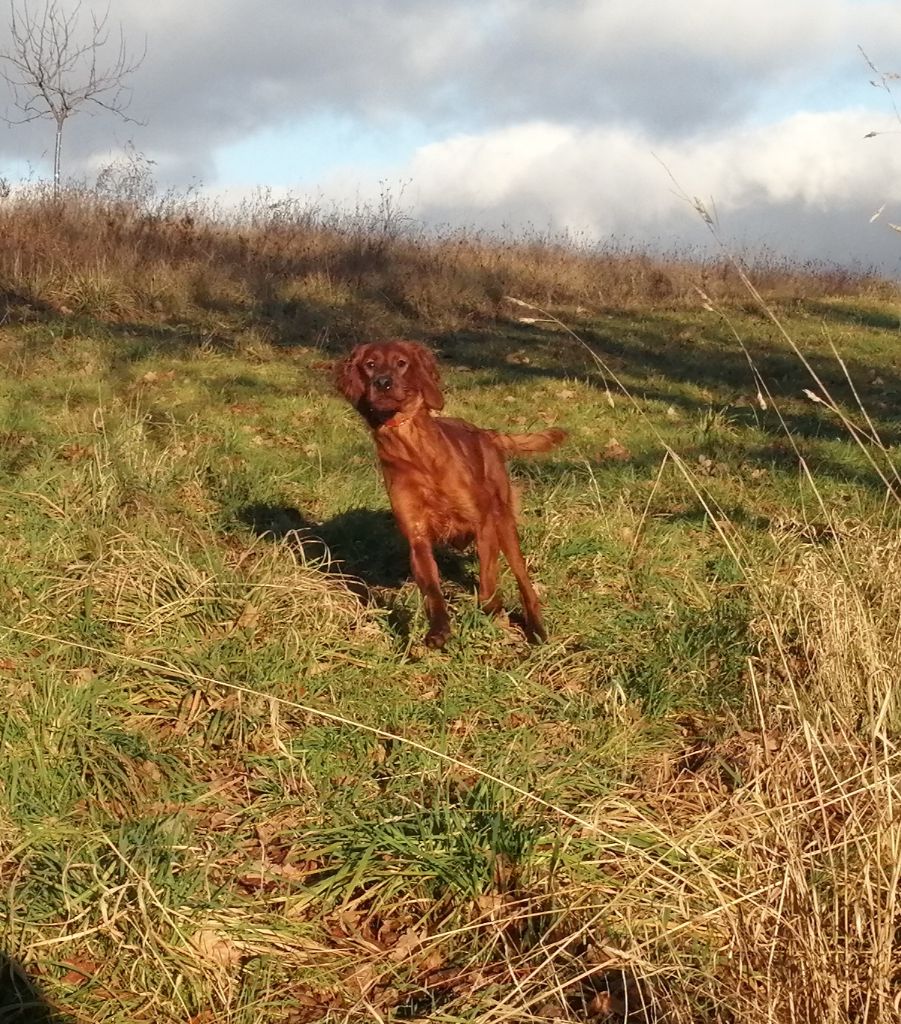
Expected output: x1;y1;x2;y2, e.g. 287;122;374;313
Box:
0;188;899;1023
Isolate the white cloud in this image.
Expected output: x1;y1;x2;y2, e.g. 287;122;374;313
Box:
387;111;901;268
205;109;901;271
405;111;899;213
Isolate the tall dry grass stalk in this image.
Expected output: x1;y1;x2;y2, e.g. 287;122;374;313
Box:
723;527;900;1023
460;295;901;1021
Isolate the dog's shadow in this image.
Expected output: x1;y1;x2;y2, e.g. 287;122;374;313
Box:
238;504;474;635
0;952;66;1022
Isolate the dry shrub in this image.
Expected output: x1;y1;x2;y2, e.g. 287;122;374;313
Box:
721;731;898;1023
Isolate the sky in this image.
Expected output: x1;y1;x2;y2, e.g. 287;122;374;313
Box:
2;0;901;274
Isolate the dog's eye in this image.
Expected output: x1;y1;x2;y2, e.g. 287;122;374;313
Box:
396;358;408;369
364;360;376;370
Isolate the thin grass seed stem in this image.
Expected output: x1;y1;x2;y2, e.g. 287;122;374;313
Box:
675;174;901;502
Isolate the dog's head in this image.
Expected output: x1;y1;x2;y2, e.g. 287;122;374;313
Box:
337;340;444;423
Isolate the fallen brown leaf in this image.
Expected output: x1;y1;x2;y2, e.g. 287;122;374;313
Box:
600;438;631;461
190;928;242;970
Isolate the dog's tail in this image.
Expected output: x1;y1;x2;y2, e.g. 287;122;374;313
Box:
493;428;567;457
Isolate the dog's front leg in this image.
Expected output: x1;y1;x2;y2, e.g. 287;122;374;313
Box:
408;538;451;648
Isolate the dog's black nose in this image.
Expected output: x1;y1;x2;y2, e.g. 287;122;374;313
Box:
374;375;392;390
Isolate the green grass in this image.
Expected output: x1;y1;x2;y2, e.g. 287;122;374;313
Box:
0;294;899;1022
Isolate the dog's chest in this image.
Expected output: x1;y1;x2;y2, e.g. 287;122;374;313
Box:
377;430;481;544
397;464;478;537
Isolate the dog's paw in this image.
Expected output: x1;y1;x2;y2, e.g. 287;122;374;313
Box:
424;627;450;650
523;618;548;644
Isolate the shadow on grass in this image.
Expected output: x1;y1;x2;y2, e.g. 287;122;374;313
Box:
0;289;57;324
801;299;901;332
64;293;901;465
434;313;901;450
0;953;67;1023
51;296;899;499
238;503;475;641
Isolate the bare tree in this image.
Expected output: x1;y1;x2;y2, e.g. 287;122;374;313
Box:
0;0;145;195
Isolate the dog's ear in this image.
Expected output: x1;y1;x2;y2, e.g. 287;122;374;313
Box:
409;343;444;411
336;347;366;406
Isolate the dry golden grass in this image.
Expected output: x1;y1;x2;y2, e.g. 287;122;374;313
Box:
1;184;893;341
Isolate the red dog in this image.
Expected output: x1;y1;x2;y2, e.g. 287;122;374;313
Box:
337;340;565;648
